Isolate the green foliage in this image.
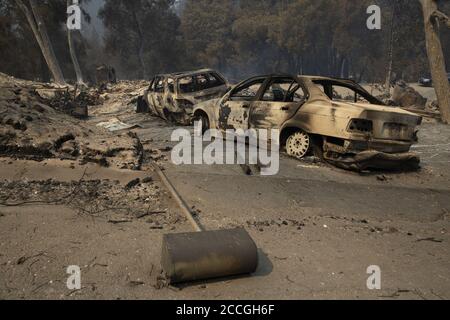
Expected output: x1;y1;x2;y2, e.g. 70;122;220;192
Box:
0;0;46;80
0;0;90;82
1;0;449;82
179;0;449;82
100;0;183;79
180;0;235;71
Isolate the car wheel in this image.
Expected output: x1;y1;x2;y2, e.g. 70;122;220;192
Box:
163;109;176;123
286;130;311;159
136;96;149;113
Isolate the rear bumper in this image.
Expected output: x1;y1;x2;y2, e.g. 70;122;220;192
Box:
323;150;420;171
324;137;414;155
348;139;413;153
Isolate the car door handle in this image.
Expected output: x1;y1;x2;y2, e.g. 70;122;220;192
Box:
242;104;250;109
281;106;290;111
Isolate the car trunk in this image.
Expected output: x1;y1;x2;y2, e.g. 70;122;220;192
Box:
333;102;422;141
362;109;421;141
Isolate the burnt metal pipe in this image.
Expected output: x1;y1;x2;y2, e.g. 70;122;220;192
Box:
152;162;258;284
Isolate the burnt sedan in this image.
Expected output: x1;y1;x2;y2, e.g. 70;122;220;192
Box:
141;69;229;125
193;74;423;171
418;73;450;87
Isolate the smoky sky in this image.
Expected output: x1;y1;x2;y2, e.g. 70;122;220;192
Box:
81;0;105;38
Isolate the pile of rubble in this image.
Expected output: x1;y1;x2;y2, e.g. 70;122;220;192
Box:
376;80;441;119
46;86;104;118
0;73;144;170
425;99;440;113
391;81;427;110
89;80;149;116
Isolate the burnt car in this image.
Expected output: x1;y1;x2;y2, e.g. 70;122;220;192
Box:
418;73;450;87
141;69;229;125
418;75;432;87
193;74;423;171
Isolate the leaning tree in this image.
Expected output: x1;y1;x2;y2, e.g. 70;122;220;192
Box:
14;0;66;85
419;0;450;123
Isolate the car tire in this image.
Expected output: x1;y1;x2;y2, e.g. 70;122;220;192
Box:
163;109;176;123
136;96;149;113
286;130;311;159
311;135;324;159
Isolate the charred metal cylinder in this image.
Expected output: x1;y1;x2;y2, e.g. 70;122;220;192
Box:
162;228;258;284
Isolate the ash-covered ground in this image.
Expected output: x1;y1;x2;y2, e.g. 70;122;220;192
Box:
0;74;449;300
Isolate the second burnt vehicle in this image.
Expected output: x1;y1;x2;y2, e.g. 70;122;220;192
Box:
193;74;423;171
418;73;450;87
140;69;229;125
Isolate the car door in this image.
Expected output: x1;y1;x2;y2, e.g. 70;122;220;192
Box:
152;76;166;118
147;77;160;116
249;76;307;130
217;77;267;131
162;77;178;113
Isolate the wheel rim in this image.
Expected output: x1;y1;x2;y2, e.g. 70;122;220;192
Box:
286;131;310;159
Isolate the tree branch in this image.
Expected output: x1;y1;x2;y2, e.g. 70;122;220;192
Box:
432;10;450;28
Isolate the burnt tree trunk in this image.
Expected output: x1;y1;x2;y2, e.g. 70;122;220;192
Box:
28;0;65;84
299;56;303;75
132;9;147;79
385;2;398;96
340;57;349;79
419;0;450;123
15;0;65;84
358;66;366;83
20;0;66;85
67;0;84;85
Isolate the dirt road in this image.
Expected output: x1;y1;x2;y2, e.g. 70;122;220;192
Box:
1;81;449;300
135;118;450;300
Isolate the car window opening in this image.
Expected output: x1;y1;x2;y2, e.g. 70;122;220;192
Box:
179;73;226;94
312;79;384;105
230;79;265;101
262;78;306;103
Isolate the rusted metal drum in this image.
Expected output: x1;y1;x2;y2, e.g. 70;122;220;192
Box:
162;228;258;284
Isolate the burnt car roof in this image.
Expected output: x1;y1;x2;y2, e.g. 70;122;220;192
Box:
233;74;364;91
299;75;357;83
154;69;219;80
236;74;359;84
231;74;383;105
